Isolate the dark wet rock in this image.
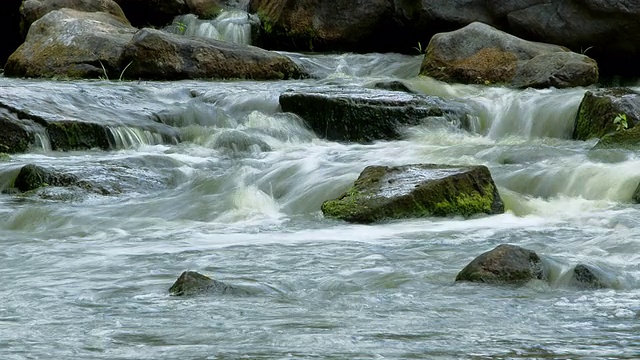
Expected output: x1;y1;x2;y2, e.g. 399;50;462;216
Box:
47;121;111;151
371;80;416;94
121;28;306;81
569;264;607;289
420;22;598;88
0;0;23;68
279;87;471;143
169;271;242;296
0;109;33;154
594;126;640;151
573;88;640;141
4;8;137;79
321;164;504;224
455;244;545;284
20;0;129;38
14;164;79;192
213;130;271;153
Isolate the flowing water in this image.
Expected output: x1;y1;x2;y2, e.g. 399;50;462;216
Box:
1;50;640;359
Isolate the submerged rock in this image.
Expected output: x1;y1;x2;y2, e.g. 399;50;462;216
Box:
321;164;503;224
569;264;608;289
169;271;242;296
455;244;545;284
573;88;640;141
4;9;137;79
213;130;271;154
13;164;79;192
279;87;471;143
121;28;306;81
420;22;598;88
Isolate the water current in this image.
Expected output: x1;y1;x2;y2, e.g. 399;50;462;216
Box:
1;47;640;358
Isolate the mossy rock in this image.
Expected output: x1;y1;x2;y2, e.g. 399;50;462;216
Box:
573;88;640;141
321;164;504;224
46;121;111;151
13;164;79;192
0;111;32;154
455;244;545;284
569;264;607;289
593;125;640;150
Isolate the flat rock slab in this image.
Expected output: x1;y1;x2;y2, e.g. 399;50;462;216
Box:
455;244;546;284
279;87;472;143
321;163;504;224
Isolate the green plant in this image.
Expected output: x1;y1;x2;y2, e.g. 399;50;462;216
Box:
176;22;187;34
580;46;594;55
413;41;425;54
119;61;133;81
614;113;628;131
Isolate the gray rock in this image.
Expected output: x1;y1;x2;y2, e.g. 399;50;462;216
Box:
4;8;137;79
169;271;243;296
569;264;607;289
20;0;129;37
279;87;471;143
321;164;504;224
455;244;545;284
420;22;598;88
121;28;306;80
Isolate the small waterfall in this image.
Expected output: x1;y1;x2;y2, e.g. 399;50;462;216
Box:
107;127;171;149
169;10;256;45
33;129;52;152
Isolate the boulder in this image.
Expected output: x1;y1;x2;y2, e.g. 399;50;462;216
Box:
169;271;241;296
455;244;545;284
46;121;111;151
0;0;23;68
279;87;471;143
594;126;640;151
13;164;79;192
20;0;129;37
420;22;598;88
121;28;305;80
114;0;189;27
4;8;137;79
573;88;640;141
321;164;504;224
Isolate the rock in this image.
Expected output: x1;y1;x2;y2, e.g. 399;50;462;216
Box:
121;28;306;80
0;0;23;68
213;130;271;153
569;264;607;289
455;244;545;284
279;87;471;143
114;0;189;27
506;0;640;77
46;121;111;151
420;22;598;88
573;88;640;141
169;271;241;296
20;0;129;37
0;108;34;154
594;126;640;151
321;164;504;224
14;164;79;192
4;8;137;79
371;80;416;94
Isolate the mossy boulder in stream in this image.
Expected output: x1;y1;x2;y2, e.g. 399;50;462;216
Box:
0;109;33;154
455;244;546;284
321;164;503;224
573;88;640;141
46;121;112;151
169;271;242;296
420;22;598;88
279;87;471;143
13;164;79;192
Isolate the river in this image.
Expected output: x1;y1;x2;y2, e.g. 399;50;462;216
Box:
0;51;639;359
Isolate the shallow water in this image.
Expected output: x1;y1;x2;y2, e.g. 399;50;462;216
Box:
1;52;639;359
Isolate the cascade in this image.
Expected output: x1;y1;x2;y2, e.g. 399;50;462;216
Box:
108;127;170;149
169;10;256;45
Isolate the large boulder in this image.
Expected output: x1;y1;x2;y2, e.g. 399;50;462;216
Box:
13;164;79;192
169;271;242;296
455;244;546;284
20;0;129;37
279;87;471;143
4;8;137;79
420;22;598;88
0;0;23;68
321;164;504;224
121;28;305;80
573;88;640;141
